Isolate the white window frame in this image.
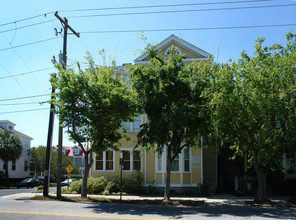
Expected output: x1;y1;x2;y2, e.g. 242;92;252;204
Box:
95;150;115;172
165;45;182;55
155;147;192;173
120;148;143;172
73;148;80;155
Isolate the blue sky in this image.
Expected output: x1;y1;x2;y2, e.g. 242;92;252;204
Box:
0;0;295;148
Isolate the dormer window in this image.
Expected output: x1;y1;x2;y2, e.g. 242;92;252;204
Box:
165;46;181;55
8;125;13;130
73;149;80;155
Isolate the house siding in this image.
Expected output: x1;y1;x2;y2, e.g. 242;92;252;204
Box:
90;34;216;192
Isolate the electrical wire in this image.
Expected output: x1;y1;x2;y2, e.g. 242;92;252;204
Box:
80;23;296;34
0;67;55;80
0;37;61;52
0;12;55;27
0;108;50;114
59;0;279;13
66;3;296;19
0;20;56;34
0;101;48;106
0;94;51;102
1;33;47;90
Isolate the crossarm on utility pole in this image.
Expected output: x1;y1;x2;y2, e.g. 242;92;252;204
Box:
54;12;80;38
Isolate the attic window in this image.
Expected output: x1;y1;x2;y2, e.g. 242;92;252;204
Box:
165;46;181;55
73;149;80;155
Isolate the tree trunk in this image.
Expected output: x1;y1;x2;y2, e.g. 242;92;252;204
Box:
5;160;9;189
81;152;89;198
256;170;267;202
81;149;93;198
252;151;268;203
56;143;62;199
164;146;172;201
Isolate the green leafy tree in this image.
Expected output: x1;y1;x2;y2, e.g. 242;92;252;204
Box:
208;33;296;202
130;47;212;201
30;146;78;180
0;130;23;188
50;54;136;198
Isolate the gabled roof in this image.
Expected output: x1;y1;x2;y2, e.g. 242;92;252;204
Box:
53;145;86;157
134;34;211;64
0;120;33;140
0;120;16;126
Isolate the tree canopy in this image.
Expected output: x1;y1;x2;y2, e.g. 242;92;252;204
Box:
0;130;23;187
30;146;78;179
130;47;212;201
208;33;296;202
50;54;136;197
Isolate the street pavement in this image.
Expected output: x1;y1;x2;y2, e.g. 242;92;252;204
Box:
1;190;296;219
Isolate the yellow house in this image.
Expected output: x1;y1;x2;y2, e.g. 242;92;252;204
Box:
90;34;217;193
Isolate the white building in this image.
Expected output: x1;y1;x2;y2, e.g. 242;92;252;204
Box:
0;120;33;179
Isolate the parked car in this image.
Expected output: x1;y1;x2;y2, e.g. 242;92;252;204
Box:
16;178;43;188
61;178;78;186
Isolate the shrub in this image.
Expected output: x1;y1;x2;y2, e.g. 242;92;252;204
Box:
37;185;44;191
71;174;83;180
87;176;109;194
197;179;216;196
70;180;81;194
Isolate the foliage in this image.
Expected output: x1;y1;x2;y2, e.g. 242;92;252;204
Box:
69;176;114;195
197;179;216;196
69;179;81;194
130;46;212;200
30;146;79;179
87;176;109;194
51;53;136;197
207;33;296;202
70;174;82;180
0;130;23;187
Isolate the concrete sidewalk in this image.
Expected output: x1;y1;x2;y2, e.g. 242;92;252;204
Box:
1;192;294;207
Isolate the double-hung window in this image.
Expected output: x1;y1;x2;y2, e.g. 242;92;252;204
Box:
156;147;191;173
121;149;142;171
12;160;16;170
95;150;114;171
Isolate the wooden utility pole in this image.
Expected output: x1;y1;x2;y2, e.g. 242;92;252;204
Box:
56;11;80;199
43;83;55;197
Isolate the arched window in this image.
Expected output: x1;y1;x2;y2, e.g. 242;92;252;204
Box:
165;45;182;55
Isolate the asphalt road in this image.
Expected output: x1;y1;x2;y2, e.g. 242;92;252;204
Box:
0;189;296;219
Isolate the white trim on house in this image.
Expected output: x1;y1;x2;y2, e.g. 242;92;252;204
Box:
134;58;207;65
155;147;192;174
134;34;211;64
94;150;115;172
120;148;143;172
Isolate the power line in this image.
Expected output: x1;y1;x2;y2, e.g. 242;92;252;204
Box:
0;108;50;115
0;1;290;34
80;23;296;34
66;3;296;19
0;101;48;106
0;20;55;34
59;0;279;13
0;67;55;80
0;12;55;27
0;94;51;102
0;0;278;29
0;37;61;52
1;33;47;90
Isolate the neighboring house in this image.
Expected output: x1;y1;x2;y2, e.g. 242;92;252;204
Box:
53;145;86;175
0;120;33;179
91;34;218;193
